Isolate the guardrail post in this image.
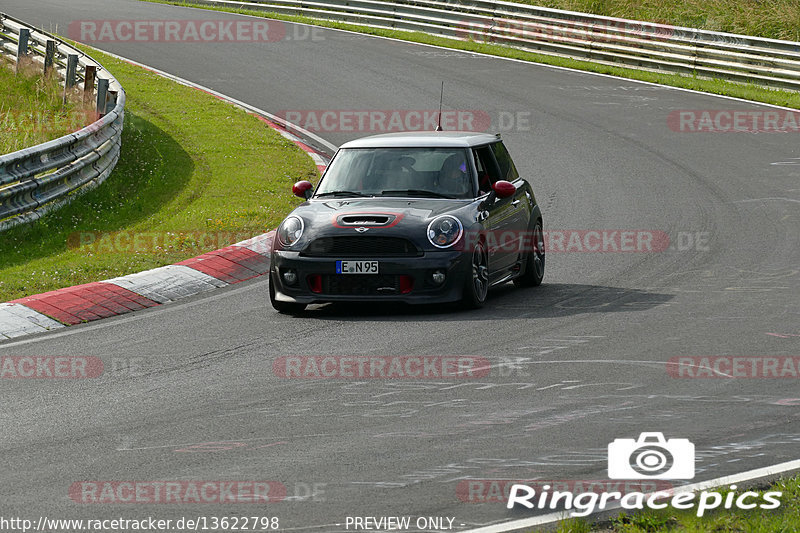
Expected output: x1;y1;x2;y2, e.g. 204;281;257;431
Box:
65;54;78;88
83;65;96;103
107;90;118;114
44;40;56;75
16;28;30;58
15;28;30;73
63;54;79;105
96;78;109;116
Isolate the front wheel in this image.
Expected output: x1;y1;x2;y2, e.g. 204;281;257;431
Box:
269;273;307;314
514;220;545;287
461;241;489;309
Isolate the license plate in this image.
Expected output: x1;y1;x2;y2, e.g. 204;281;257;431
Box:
336;260;379;274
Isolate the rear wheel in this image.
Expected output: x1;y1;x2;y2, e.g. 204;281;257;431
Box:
269;273;307;314
514;220;545;287
462;241;489;309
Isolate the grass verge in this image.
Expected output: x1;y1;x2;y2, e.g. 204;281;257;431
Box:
0;44;318;302
553;475;800;532
142;0;800;111
0;58;95;154
516;0;800;42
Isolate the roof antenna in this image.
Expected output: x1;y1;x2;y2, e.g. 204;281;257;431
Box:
435;81;444;131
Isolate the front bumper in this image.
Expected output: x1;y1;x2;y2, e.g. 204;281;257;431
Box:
270;250;469;305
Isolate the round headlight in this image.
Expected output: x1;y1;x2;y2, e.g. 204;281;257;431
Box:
277;216;305;247
427;215;463;248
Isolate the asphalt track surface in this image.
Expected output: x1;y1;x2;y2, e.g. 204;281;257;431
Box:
2;0;800;530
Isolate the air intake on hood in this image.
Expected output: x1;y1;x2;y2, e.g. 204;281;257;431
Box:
338;214;393;226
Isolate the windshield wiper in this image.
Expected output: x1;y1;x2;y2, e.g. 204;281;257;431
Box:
315;190;371;198
380;189;455;199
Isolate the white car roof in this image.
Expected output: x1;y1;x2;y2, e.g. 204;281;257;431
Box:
340;131;500;149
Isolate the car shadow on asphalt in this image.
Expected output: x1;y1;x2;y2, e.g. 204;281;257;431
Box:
300;282;674;321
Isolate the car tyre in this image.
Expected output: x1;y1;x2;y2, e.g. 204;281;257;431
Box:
514;219;545;287
462;241;489;309
269;273;307;314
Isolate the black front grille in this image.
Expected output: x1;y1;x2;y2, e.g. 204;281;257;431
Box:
323;274;400;296
302;237;420;257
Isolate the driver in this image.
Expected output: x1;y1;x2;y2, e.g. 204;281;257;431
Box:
438;153;470;197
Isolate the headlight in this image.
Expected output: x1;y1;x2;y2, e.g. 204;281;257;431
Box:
427;215;463;248
277;216;305;247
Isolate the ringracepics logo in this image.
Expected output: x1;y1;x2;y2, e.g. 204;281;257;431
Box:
506;433;782;517
506;482;782;517
608;432;694;479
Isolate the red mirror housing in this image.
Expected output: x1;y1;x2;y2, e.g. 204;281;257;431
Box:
293;180;313;199
492;180;515;199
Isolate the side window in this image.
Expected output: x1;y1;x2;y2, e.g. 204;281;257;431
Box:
492;142;519;182
472;146;502;193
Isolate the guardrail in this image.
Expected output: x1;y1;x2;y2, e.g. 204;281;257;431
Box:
0;12;125;232
185;0;800;91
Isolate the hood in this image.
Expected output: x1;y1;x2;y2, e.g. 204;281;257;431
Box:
279;197;477;250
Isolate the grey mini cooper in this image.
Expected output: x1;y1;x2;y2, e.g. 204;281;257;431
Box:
269;131;544;313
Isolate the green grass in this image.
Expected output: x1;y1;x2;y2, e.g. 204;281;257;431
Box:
551;476;800;532
518;0;800;42
0;58;95;154
141;0;800;112
0;45;318;302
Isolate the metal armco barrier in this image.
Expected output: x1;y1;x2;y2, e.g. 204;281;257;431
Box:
0;13;125;232
184;0;800;90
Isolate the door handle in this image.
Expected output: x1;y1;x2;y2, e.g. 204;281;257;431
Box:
511;199;521;206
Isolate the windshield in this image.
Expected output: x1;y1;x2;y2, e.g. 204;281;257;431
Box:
315;147;475;199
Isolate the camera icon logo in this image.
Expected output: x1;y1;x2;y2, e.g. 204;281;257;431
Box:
608;432;695;479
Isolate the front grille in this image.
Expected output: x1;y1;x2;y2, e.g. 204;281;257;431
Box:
302;237;420;257
323;274;400;296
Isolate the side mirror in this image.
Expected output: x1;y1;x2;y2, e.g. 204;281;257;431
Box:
493;180;515;199
292;180;313;200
